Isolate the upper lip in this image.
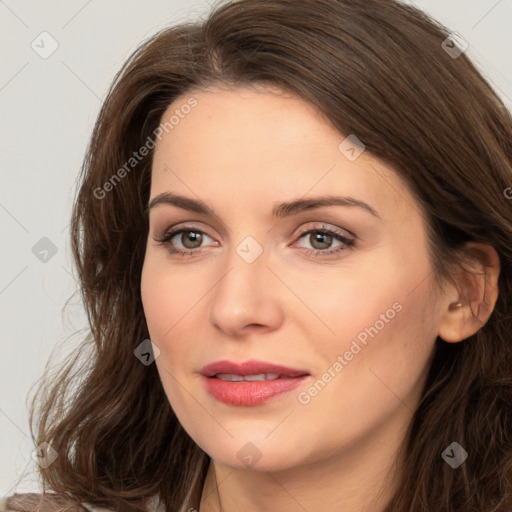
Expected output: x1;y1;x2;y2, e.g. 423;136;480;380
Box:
201;359;310;378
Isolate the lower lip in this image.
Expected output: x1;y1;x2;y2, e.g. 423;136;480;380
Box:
203;375;309;406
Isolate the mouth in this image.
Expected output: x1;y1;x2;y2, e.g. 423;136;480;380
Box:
200;360;311;406
201;359;310;378
212;372;296;381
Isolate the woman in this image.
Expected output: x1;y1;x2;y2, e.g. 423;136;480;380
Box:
2;0;511;510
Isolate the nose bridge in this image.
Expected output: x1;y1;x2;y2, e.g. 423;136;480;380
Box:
208;233;283;334
219;234;269;301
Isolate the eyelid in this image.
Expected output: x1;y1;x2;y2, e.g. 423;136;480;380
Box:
290;224;355;254
152;219;212;237
293;222;354;240
153;221;355;260
153;224;217;246
153;222;351;243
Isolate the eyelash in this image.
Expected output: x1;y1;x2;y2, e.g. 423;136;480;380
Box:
154;224;355;259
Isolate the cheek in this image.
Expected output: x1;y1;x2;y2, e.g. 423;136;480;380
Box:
141;262;169;336
140;258;187;361
140;259;195;407
141;255;198;336
293;287;437;459
325;279;436;409
297;265;403;361
305;253;437;407
140;254;213;384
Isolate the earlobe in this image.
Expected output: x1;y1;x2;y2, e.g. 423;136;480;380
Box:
438;301;467;343
437;243;500;344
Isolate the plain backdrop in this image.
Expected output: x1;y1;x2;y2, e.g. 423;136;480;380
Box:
1;0;511;498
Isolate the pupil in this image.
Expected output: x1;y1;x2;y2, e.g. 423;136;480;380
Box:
183;231;202;248
312;232;331;250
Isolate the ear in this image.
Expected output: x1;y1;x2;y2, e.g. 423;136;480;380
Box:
437;242;500;343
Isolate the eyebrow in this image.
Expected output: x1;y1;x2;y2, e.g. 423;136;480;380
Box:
146;192;380;219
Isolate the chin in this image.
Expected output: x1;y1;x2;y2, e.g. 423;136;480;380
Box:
195;433;317;473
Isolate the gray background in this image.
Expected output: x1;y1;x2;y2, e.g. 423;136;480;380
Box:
1;0;511;497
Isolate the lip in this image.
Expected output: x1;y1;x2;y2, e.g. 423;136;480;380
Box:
201;359;311;406
201;359;310;378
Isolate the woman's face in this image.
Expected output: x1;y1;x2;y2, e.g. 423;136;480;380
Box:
141;84;446;472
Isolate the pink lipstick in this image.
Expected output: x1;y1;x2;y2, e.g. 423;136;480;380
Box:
201;360;310;406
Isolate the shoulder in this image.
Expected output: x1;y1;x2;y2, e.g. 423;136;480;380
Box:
0;493;113;512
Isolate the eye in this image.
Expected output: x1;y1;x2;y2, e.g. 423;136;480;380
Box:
153;223;355;258
154;226;216;257
292;224;355;257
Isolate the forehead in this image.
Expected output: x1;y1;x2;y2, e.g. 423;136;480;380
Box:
150;85;421;223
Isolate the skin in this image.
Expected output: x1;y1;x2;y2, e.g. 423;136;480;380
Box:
140;84;500;512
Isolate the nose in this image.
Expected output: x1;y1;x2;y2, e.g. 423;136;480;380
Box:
208;240;285;338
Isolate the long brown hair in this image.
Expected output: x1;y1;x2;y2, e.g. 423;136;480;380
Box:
27;0;512;510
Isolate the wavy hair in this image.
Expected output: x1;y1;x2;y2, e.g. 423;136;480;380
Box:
26;0;512;510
